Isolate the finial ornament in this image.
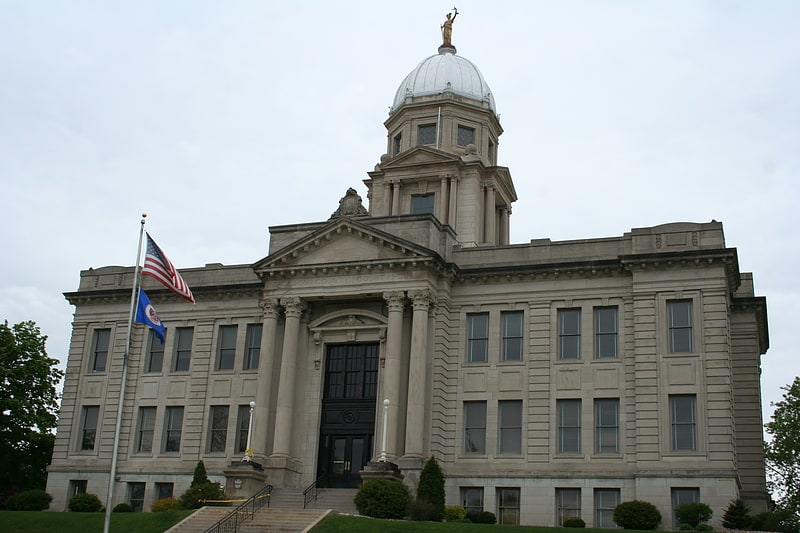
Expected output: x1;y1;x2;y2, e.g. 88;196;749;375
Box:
441;7;458;47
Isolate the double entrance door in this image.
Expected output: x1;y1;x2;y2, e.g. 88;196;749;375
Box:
317;343;378;488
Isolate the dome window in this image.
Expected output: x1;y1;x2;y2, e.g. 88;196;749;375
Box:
417;124;437;146
393;133;402;156
411;193;435;215
457;125;475;147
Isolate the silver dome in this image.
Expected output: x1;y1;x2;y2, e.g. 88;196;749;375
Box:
391;48;496;114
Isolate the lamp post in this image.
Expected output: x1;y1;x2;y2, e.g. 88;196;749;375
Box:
379;399;390;462
243;400;255;461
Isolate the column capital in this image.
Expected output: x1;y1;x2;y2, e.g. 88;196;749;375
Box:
408;289;435;310
260;297;281;320
383;291;406;312
280;297;306;318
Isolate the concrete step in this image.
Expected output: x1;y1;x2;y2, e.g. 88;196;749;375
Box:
239;508;332;533
268;487;305;509
308;488;358;515
165;506;233;533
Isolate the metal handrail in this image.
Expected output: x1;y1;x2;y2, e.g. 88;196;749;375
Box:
204;484;273;533
302;473;328;509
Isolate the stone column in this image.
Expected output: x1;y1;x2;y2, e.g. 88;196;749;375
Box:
252;298;279;461
271;297;305;458
391;182;401;215
382;291;405;460
404;289;434;458
448;176;459;227
484;184;496;245
500;207;510;245
439;176;449;222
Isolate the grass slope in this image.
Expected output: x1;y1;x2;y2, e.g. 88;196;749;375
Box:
0;510;194;533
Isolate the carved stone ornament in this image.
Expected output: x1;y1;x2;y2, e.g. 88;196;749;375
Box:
330;187;369;219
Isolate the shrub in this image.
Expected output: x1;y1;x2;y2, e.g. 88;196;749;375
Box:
407;498;435;521
191;461;209;486
613;500;662;530
416;456;445;522
354;479;410;519
112;503;133;512
152;497;181;512
6;489;52;511
564;516;586;528
722;499;752;530
695;524;714;532
676;502;713;528
68;492;103;512
179;481;224;509
751;509;800;533
445;505;467;522
468;510;496;524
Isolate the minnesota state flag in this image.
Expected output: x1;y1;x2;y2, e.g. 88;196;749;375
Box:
135;289;166;343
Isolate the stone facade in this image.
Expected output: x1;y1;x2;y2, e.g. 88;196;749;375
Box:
46;41;769;529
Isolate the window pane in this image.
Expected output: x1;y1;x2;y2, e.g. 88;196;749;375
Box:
558;309;581;359
467;313;489;363
670;395;697;451
174;328;193;371
457;125;475;146
558;400;581;453
502;311;523;361
92;329;110;372
499;400;522;454
418;124;436;145
217;325;237;370
146;330;164;373
165;407;184;452
81;406;99;451
595;489;620;528
244;324;262;370
128;482;145;512
464;402;487;453
497;487;520;525
557;488;581;526
208;405;229;453
136;407;156;453
461;487;483;517
668;301;693;353
595;399;619;454
237;405;251;453
594;307;618;358
411;194;435;215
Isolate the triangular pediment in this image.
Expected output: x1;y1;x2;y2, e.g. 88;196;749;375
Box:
252;217;442;276
379;146;462;170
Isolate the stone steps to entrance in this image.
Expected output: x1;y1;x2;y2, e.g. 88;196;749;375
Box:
165;506;332;533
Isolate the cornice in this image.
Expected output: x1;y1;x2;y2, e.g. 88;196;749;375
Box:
64;283;263;306
732;295;769;353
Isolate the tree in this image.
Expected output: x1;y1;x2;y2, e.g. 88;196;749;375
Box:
416;456;445;521
765;377;800;518
722;499;752;530
0;321;63;505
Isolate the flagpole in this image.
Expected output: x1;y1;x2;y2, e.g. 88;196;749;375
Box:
103;214;147;533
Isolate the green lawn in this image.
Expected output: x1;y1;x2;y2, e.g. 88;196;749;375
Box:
310;514;669;533
0;510;194;533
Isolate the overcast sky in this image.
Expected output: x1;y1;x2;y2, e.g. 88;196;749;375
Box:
1;1;798;425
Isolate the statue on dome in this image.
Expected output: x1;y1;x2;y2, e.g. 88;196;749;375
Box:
441;7;458;47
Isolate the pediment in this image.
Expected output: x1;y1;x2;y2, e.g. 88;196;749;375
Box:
379;146;461;170
253;218;440;276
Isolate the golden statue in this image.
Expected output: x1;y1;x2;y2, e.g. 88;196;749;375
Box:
441;7;458;46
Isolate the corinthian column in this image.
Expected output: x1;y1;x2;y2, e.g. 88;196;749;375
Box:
484;184;496;245
253;298;279;460
404;289;435;458
271;297;306;458
382;291;405;461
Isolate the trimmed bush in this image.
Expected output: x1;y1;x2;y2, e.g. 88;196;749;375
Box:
6;489;52;511
416;456;445;522
179;481;224;509
676;502;712;528
751;509;800;533
445;505;467;522
191;461;209;486
152;497;181;512
722;498;752;530
68;492;103;512
408;498;435;521
354;479;410;519
112;503;133;512
564;516;586;528
695;524;714;532
613;500;662;530
468;510;496;524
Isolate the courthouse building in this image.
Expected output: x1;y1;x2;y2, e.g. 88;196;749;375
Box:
46;30;769;529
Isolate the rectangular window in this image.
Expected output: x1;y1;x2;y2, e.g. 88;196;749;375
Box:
216;325;237;371
136;407;157;453
145;329;164;373
155;482;174;502
668;300;693;353
91;329;110;372
80;406;99;451
488;140;495;163
68;480;87;500
207;405;229;453
595;488;620;529
236;404;252;453
557;399;581;454
594;399;619;454
558;309;581;359
417;123;436;145
464;401;487;454
410;193;435;215
243;323;262;370
467;313;489;363
501;311;523;361
164;406;184;453
457;125;475;146
173;327;193;372
672;488;700;529
393;132;402;155
594;307;618;358
497;487;521;525
127;482;145;512
670;395;697;451
461;487;484;517
556;488;582;527
498;400;522;454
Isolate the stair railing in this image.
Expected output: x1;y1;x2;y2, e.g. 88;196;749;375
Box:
204;483;273;533
302;473;328;508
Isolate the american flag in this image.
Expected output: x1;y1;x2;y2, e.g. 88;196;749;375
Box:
142;233;195;304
